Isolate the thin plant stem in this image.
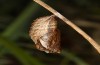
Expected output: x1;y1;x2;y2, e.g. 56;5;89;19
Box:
33;0;100;54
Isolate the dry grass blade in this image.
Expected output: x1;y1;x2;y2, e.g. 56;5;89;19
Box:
33;0;100;54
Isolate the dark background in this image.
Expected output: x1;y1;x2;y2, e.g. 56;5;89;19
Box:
0;0;100;65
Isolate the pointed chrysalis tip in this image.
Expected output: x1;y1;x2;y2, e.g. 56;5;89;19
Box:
50;15;56;17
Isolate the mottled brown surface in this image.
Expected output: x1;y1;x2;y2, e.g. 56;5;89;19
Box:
29;15;61;53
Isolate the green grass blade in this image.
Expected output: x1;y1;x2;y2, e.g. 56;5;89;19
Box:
0;36;44;65
2;2;41;38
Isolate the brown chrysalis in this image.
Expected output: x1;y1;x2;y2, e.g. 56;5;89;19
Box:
29;15;60;53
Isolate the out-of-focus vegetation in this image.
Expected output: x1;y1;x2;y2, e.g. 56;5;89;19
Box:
0;0;100;65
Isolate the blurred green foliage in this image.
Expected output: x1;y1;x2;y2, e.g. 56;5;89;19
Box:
0;0;100;65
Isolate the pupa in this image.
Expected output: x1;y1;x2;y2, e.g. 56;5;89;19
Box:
29;15;61;53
